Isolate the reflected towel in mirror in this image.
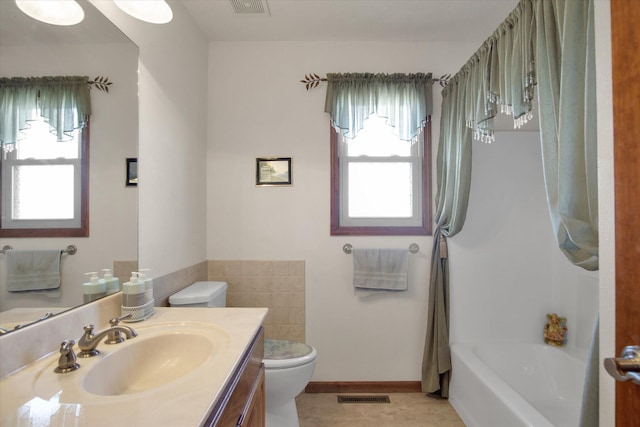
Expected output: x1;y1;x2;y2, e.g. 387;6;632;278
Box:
353;248;408;296
6;250;62;293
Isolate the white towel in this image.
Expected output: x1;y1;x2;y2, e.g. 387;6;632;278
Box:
6;250;62;293
353;248;408;296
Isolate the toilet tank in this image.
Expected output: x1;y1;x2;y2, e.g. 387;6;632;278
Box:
168;281;227;307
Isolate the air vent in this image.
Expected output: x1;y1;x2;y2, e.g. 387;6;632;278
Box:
229;0;270;15
337;395;391;404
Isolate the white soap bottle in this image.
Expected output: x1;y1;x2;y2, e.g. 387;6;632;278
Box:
122;272;145;308
83;272;107;303
138;268;154;304
138;268;155;317
102;268;120;294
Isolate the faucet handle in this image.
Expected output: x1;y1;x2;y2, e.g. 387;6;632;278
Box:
83;324;95;336
105;313;133;344
109;313;132;327
54;340;80;373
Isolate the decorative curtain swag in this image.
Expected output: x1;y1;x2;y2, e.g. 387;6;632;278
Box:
322;72;438;141
0;75;109;153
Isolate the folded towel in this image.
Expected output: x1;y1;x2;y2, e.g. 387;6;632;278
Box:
6;250;62;293
353;248;408;296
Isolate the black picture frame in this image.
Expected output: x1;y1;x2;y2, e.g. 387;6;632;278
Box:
256;157;292;186
126;158;138;187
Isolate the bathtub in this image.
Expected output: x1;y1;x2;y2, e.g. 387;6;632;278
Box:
449;343;586;427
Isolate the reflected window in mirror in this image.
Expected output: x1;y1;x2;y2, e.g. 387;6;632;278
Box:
1;118;89;237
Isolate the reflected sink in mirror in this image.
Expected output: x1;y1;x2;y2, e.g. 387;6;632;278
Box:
32;322;229;403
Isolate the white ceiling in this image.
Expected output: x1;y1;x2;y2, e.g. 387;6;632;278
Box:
181;0;520;42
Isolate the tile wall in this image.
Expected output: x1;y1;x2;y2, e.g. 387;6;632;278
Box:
208;260;305;342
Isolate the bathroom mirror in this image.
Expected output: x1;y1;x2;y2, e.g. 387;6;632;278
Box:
0;0;138;334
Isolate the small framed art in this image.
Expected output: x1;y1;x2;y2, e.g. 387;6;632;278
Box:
126;158;138;187
256;157;292;186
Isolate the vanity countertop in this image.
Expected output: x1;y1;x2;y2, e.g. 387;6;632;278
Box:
0;307;268;426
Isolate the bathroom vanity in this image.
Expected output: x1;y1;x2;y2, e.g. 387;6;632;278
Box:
209;327;265;426
0;305;268;426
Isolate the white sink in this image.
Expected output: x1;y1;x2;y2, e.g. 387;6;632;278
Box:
32;322;230;402
84;331;216;395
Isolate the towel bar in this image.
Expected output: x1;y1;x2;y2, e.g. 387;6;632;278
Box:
343;243;419;255
1;244;77;255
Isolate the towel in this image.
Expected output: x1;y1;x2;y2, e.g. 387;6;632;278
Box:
6;250;62;293
353;248;408;296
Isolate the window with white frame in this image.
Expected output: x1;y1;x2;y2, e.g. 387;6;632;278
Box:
330;115;432;236
1;118;89;237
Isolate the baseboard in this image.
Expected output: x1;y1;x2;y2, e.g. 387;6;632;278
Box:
305;381;422;393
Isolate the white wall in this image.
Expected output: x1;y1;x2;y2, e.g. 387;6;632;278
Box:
90;0;209;278
0;42;138;310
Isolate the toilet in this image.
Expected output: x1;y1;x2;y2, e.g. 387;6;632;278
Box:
169;281;317;427
263;339;317;427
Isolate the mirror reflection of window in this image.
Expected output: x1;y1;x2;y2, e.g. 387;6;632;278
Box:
1;117;89;236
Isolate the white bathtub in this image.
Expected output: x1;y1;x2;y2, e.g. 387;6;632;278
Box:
449;343;586;427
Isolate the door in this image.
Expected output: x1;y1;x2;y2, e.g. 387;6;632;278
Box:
610;0;640;424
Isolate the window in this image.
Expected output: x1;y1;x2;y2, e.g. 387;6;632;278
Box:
0;118;89;237
330;116;432;236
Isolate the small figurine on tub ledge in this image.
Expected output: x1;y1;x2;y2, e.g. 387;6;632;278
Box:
544;313;567;346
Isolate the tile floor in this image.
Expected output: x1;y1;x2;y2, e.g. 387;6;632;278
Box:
295;392;466;427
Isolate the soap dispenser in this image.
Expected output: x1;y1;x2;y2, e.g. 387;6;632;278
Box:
83;272;107;303
138;268;155;317
101;268;120;294
122;272;145;309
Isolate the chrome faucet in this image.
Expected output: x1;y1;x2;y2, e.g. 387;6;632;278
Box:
78;315;137;358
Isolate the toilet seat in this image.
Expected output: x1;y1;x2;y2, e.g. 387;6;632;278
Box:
264;339;317;369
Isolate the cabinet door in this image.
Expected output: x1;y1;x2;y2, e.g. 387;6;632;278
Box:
237;364;265;427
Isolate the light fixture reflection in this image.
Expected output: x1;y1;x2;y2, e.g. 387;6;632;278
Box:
114;0;173;24
15;0;84;26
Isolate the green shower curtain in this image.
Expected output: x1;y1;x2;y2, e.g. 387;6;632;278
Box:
422;0;598;409
421;77;473;398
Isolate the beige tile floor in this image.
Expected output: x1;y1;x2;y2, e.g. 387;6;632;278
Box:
295;392;466;427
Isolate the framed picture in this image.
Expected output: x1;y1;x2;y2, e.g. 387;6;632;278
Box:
126;158;138;187
256;157;292;186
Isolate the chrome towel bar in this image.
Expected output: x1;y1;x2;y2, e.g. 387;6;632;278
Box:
343;243;419;255
1;244;77;255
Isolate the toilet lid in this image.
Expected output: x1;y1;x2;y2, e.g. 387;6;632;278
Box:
264;339;317;369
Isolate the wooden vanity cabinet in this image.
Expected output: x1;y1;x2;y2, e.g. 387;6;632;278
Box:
205;327;265;427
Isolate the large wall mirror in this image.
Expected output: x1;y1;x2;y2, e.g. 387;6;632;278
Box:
0;0;138;334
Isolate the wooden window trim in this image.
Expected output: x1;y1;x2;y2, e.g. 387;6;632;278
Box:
0;124;90;238
330;118;432;236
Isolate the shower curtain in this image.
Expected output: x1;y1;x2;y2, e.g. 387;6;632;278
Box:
422;1;599;417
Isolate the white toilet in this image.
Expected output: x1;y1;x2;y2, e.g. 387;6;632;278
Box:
169;281;317;427
263;339;317;427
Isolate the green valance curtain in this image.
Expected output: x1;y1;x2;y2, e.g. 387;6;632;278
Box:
422;0;598;400
324;73;434;141
0;76;91;153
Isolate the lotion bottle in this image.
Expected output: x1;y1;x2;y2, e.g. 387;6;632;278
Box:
122;272;145;308
138;269;154;304
101;268;120;294
83;272;106;303
138;268;155;317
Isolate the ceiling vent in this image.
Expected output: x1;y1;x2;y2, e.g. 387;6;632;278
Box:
229;0;270;15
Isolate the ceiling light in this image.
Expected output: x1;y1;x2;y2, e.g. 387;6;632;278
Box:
15;0;84;26
114;0;173;24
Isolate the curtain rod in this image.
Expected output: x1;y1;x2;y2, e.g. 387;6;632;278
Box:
299;73;451;90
